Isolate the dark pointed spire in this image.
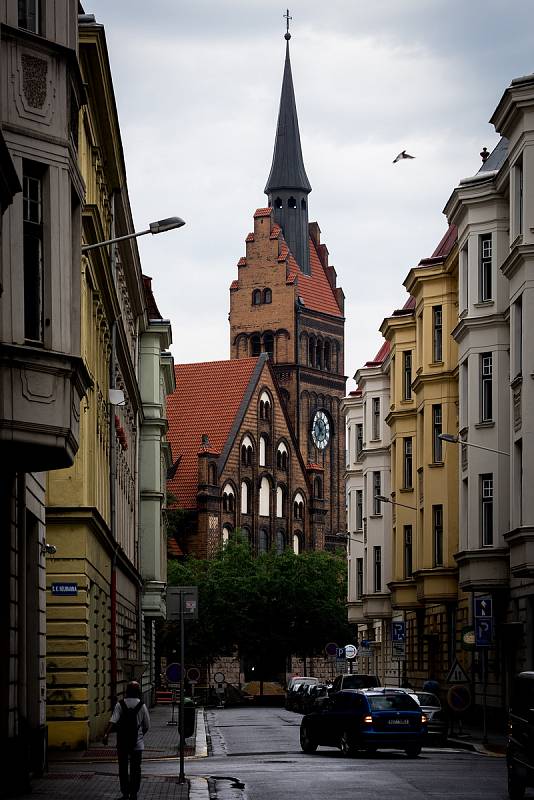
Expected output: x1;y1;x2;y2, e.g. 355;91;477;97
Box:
265;36;311;195
265;19;312;274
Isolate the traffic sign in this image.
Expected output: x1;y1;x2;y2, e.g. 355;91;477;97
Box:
166;662;183;682
474;595;493;646
392;621;406;642
461;626;476;651
324;642;338;657
447;684;472;713
213;671;225;683
344;644;358;659
167;586;198;621
446;658;470;684
187;667;201;683
392;641;406;660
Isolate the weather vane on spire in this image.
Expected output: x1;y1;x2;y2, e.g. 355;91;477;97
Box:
283;8;292;40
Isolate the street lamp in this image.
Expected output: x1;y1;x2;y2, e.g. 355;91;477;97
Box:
375;494;417;511
81;216;186;252
439;432;510;457
335;531;363;543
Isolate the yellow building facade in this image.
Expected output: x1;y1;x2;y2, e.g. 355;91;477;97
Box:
382;227;467;685
45;19;144;749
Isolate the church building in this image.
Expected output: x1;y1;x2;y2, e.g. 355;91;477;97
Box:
167;28;346;561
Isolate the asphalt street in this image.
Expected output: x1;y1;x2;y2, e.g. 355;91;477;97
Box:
53;706;513;800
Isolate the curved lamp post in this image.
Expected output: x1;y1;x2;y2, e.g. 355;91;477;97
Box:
81;216;186;252
439;432;510;457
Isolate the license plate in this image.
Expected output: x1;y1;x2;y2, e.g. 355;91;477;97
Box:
388;719;409;725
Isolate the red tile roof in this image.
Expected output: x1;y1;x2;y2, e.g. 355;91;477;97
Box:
230;279;239;290
270;223;282;239
431;223;457;258
168;538;183;558
237;257;247;266
365;340;390;367
254;207;272;218
167;358;259;509
403;295;416;310
306;463;324;471
246;232;255;242
286;235;342;317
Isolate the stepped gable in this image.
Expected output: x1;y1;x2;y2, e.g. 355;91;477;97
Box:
167;357;259;509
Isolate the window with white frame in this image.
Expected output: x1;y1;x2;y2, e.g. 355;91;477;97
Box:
372;398;380;439
432;404;443;463
356;490;363;531
460;244;469;312
276;485;285;518
481;474;493;546
23;163;45;343
433;505;443;566
432;305;443;362
480;353;493;422
479;234;492;301
373;546;382;592
259;434;268;466
241;481;249;514
403;437;413;489
373;472;381;515
356;424;363;456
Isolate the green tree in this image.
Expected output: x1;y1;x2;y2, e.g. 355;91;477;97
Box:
163;535;354;676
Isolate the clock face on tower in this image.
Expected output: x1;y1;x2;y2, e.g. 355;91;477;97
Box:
311;410;330;450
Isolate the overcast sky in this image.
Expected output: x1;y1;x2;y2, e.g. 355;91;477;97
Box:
86;0;533;390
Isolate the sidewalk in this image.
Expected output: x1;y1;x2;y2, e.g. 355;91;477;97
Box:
447;719;507;757
5;706;210;800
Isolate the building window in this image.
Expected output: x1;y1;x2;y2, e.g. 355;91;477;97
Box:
251;334;261;356
23;164;45;343
373;472;381;515
276;530;285;554
263;332;274;358
404;525;413;578
241;439;253;466
222;485;235;513
18;0;40;33
293;532;302;554
481;474;493;546
432;404;443;463
276;485;285;518
356;558;363;599
514;296;523;378
263;288;272;304
259;393;271;420
479;234;492;301
252;289;261;305
373;546;382;592
259;434;269;467
241;481;250;515
259;477;270;516
460;244;469;312
308;337;316;367
314;476;323;498
259;528;269;554
372;397;380;439
355;490;363;531
480;353;493;422
276;443;288;470
356;424;363;457
433;505;443;566
515;157;523;236
432;305;443;362
403;350;412;400
293;492;304;520
403;437;413;489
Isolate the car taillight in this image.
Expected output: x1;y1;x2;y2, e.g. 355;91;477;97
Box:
363;715;373;724
421;714;428;724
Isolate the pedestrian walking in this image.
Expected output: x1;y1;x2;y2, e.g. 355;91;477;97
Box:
103;680;150;800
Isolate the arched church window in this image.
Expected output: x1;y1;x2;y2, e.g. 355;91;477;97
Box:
222;483;235;513
259;476;270;516
288;196;297;209
251;334;261;357
314;477;323;499
263;288;272;304
222;525;232;546
308;337;316;367
276;529;286;554
324;341;331;371
316;340;323;370
276;485;286;518
259;434;269;467
252;289;261;305
301;198;306;210
264;332;274;358
293;531;303;554
293;492;304;520
277;442;288;471
259;528;269;554
241;480;251;514
259;391;271;421
275;197;283;209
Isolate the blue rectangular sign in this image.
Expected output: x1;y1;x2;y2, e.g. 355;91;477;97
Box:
51;582;78;596
474;596;492;618
475;618;493;647
392;621;406;642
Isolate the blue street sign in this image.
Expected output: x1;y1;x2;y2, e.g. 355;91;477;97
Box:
51;582;78;596
336;647;345;659
474;596;492;618
392;621;406;642
475;618;493;647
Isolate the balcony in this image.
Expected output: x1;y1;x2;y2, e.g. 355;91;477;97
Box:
362;593;392;619
0;344;90;471
387;579;421;610
413;567;458;604
503;526;534;577
454;547;509;590
347;599;366;625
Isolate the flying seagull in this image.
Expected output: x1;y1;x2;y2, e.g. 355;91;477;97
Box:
393;150;415;163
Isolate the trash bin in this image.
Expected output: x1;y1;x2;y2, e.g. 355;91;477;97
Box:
180;697;196;738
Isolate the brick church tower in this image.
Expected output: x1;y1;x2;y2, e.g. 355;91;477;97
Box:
229;29;346;547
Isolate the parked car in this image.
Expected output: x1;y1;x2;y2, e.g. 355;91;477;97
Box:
414;691;448;743
507;671;534;799
330;673;381;694
285;677;318;711
302;683;330;715
300;687;428;757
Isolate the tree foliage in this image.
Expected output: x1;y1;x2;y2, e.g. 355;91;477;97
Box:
163;535;354;669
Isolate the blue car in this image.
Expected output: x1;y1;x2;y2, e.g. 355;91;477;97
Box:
300;688;428;758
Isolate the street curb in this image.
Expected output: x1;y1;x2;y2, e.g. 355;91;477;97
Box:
447;737;506;757
191;776;210;800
